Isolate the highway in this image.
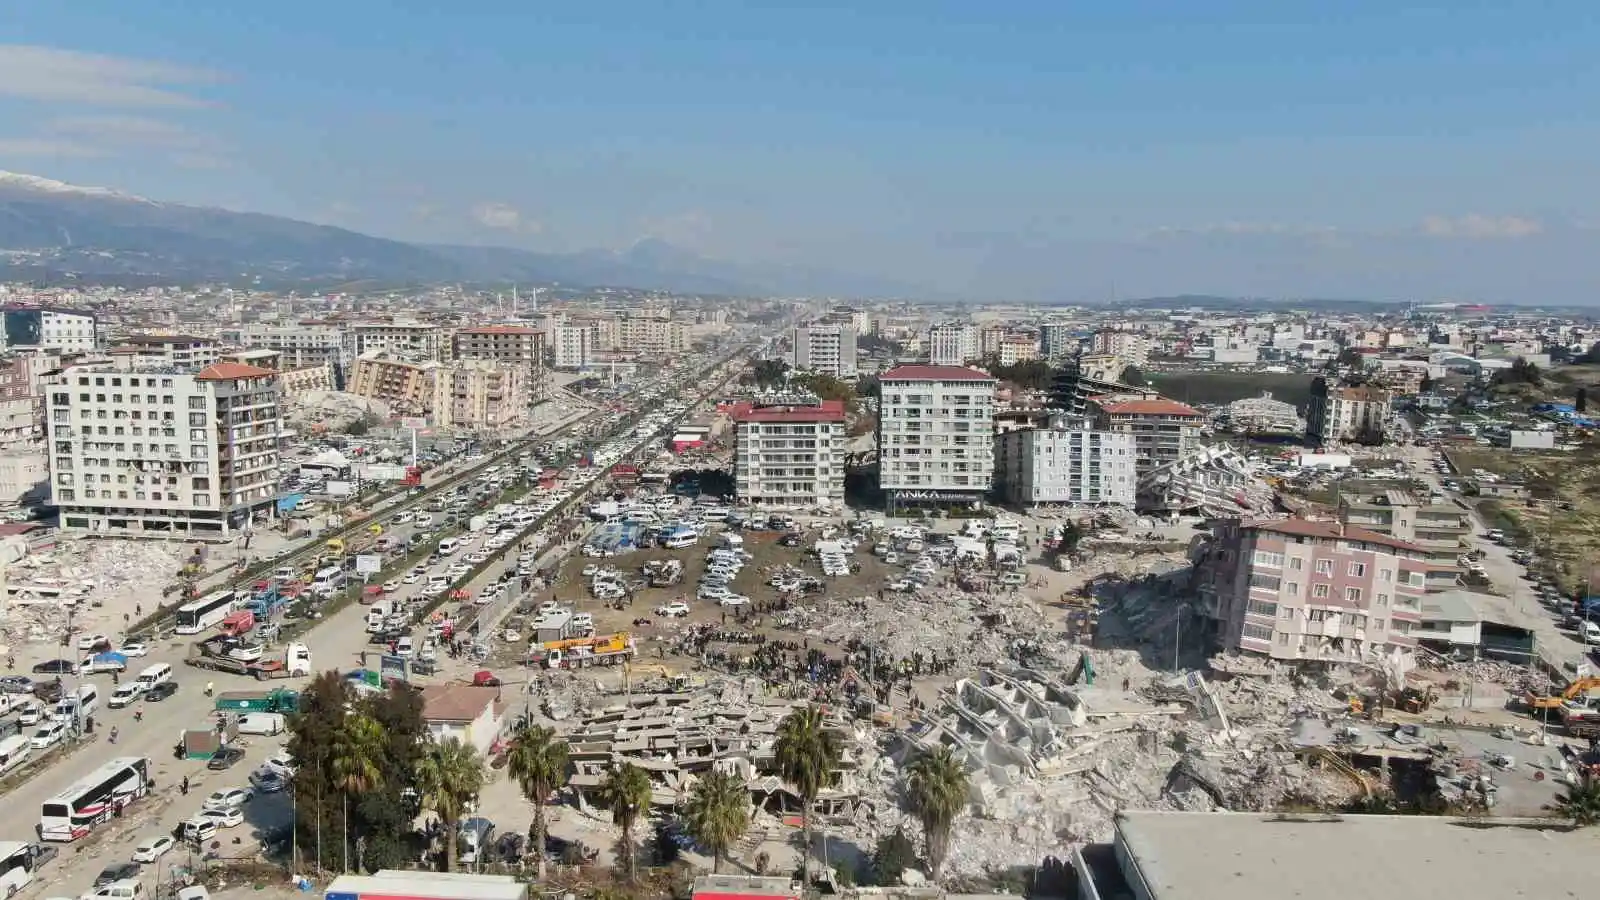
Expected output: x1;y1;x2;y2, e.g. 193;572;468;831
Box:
9;346;752;899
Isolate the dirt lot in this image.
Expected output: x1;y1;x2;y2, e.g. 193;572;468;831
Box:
1447;444;1600;596
477;525;906;671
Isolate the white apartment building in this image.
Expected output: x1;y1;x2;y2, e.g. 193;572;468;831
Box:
46;362;282;538
877;365;997;512
237;323;348;373
1;307;97;353
349;321;440;360
792;324;859;378
732;400;847;509
927;323;977;366
997;333;1040;366
1307;378;1392;446
618;316;690;357
1039;323;1078;361
553;324;591;370
994;418;1137;507
115;335;220;370
1093;329;1151;368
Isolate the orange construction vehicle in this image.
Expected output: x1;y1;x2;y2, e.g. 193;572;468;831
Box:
1525;676;1600;712
531;632;637;669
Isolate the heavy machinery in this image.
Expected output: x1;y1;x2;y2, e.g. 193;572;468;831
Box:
536;633;637;668
1525;676;1600;712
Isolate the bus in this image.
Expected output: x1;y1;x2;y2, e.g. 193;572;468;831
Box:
0;841;44;897
39;757;151;842
173;589;238;635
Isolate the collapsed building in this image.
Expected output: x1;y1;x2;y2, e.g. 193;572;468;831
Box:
1136;445;1274;518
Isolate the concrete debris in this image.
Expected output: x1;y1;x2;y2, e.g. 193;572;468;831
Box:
1137;445;1275;518
1;538;188;648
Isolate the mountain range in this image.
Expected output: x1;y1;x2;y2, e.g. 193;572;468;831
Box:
0;170;919;297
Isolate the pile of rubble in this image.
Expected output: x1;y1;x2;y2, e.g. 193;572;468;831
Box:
1;539;187;647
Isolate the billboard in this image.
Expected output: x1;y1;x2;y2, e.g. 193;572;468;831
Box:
401;417;428;430
379;654;408;685
355;554;383;575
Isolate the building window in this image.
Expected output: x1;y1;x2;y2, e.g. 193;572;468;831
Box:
1345;587;1363;603
1289;557;1303;571
1285;582;1300;596
1315;559;1333;576
1379;569;1392;582
1312;584;1331;599
1246;599;1278;618
1348;563;1366;577
1307;609;1330;622
1377;593;1389;606
1252;550;1285;568
1374;619;1385;631
1249;573;1281;591
1241;624;1272;642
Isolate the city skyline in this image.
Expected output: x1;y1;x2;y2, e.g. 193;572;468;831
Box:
4;2;1600;302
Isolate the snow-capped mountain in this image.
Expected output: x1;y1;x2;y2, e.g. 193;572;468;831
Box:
0;170;154;204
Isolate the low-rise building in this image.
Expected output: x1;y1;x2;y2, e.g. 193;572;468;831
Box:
420;684;507;758
993;416;1136;507
731;400;847;509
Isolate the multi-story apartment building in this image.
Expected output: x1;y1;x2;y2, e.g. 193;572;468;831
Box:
993;417;1137;507
1337;489;1470;589
1;307;97;352
1193;517;1427;665
1093;329;1151;368
619;316;689;357
116;335;220;370
237;322;348;375
927;323;977;367
279;364;336;398
997;333;1040;366
432;363;529;432
1089;397;1204;479
553;324;591;370
1039;323;1078;361
45;362;282;537
449;325;549;405
349;321;440;360
1307;378;1391;445
877;365;997;512
792;324;859;378
978;325;1008;359
348;352;437;416
731;399;847;509
218;348;282;371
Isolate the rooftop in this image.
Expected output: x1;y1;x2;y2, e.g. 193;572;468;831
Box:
881;364;997;382
195;362;277;381
420;683;501;723
457;325;541;335
1095;398;1202;417
1112;810;1600;900
731;399;848;423
1242;516;1423;554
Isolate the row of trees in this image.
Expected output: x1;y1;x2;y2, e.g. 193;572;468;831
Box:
292;684;970;883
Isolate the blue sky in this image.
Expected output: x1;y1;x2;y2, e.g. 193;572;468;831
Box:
3;1;1599;302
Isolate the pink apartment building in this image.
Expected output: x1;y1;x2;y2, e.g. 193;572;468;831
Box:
1194;517;1429;665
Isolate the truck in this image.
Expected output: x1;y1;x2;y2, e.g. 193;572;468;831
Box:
214;687;300;715
469;515;488;533
246;583;290;618
535;633;637;669
219;609;255;637
180;720;240;760
187;639;308;680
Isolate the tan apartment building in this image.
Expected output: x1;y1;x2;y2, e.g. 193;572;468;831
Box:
1307;377;1391;446
619;316;689;357
447;325;548;405
279;363;336;398
432;362;528;432
1193;517;1428;665
1337;489;1470;589
348;352;437;416
1088;397;1204;481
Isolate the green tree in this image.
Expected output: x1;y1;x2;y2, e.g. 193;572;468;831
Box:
331;713;387;871
904;747;969;883
1547;774;1600;826
870;826;916;886
1494;357;1543;387
774;704;842;878
1118;364;1147;386
601;762;654;881
506;723;570;881
685;770;750;874
415;737;487;872
287;671;355;871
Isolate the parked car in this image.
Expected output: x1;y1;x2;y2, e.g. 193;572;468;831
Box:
207;746;246;771
130;834;175;864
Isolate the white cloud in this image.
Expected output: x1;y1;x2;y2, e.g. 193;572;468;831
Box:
0;45;223;108
0;136;104;157
1147;222;1341;239
1420;214;1543;239
472;201;538;233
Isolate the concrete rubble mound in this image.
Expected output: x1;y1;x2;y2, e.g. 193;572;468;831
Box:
1;538;187;647
1137;444;1275;517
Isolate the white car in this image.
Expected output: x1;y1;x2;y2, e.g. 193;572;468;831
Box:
31;721;67;749
264;750;297;777
719;595;751;607
697;586;731;602
131;834;176;863
381;579;402;593
571;612;594;631
465;552;490;565
117;642;150;657
446;564;471;579
402;571;424;584
393;510;414;524
655;600;690;617
17;701;44;726
107;683;144;708
415;513;434;527
197;806;245;828
203;787;253;811
76;633;109;651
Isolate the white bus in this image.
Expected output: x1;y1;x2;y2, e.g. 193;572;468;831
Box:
39;757;152;842
0;841;42;897
173;589;238;635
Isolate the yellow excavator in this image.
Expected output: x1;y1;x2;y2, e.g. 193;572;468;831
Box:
1526;676;1600;712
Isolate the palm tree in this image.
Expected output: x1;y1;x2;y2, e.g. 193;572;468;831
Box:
773;704;842;877
330;713;386;872
415;737;487;872
685;769;750;873
506;723;570;880
904;746;969;883
601;762;653;881
1547;773;1600;826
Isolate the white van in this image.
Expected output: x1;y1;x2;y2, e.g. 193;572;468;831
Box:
135;663;173;691
54;684;98;723
365;604;389;632
663;531;698;549
236;712;287;736
437;537;461;556
311;566;346;597
0;734;32;774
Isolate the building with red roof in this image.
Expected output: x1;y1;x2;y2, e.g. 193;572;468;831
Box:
731;400;847;509
1088;394;1205;482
